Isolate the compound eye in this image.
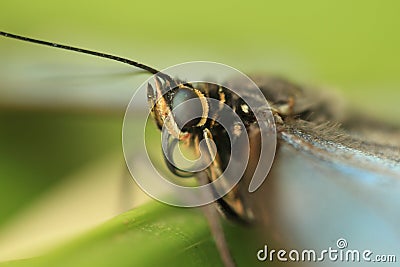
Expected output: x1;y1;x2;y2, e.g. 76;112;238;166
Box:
171;87;208;130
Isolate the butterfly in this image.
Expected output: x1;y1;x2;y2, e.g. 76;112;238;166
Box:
1;31;399;266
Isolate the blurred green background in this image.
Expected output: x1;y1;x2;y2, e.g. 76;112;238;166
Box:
0;0;400;266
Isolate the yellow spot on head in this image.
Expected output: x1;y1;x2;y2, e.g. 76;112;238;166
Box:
241;104;249;113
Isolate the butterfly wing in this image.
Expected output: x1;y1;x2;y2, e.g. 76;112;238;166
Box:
247;77;400;262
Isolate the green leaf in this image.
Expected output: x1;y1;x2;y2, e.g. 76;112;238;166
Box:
0;201;261;267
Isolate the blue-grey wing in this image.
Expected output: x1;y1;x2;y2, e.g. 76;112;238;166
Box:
259;139;399;265
248;77;400;265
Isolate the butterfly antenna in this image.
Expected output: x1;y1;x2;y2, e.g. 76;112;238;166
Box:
0;31;172;81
